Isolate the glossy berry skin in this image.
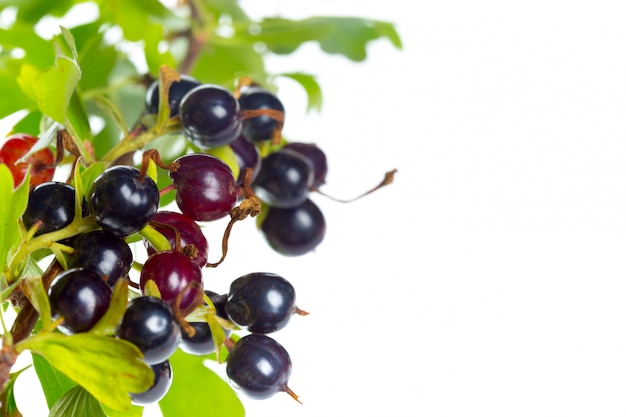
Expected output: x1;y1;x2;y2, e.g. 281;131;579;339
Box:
225;272;297;334
21;181;82;237
69;230;133;287
253;149;313;208
89;165;160;238
130;360;173;405
116;296;181;365
281;142;328;189
144;211;208;267
229;134;262;186
238;87;285;143
48;267;112;334
226;334;292;400
0;133;55;188
260;198;326;256
145;74;201;117
170;153;240;221
179;84;242;149
140;250;203;313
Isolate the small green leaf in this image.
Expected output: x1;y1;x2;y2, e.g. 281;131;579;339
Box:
277;72;323;112
32;353;77;409
139;224;172;253
21;274;52;330
158;349;245;417
49;385;107;417
0;366;29;417
0;164;30;277
16;332;154;412
89;278;129;336
35;56;80;124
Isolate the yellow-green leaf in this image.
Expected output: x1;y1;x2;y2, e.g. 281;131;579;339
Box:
16;332;154;412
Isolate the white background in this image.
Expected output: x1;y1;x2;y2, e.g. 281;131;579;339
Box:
6;1;626;416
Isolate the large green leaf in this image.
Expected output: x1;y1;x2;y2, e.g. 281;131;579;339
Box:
191;42;267;86
158;349;245;417
16;332;154;412
232;16;403;61
276;72;323;113
0;23;55;68
32;354;77;409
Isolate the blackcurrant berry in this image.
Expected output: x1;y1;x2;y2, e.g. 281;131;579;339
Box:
226;334;294;400
145;74;201;117
116;296;181;365
48;267;112;334
89;165;160;238
130;360;173;405
140;250;203;313
179;84;242;149
260;198;326;256
281;142;328;189
238;87;285;143
69;229;133;287
225;272;297;334
169;153;240;221
21;181;85;237
253;149;313;208
145;211;209;267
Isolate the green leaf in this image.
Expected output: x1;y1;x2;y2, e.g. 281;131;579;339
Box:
16;332;154;412
277;72;323;112
89;278;130;336
233;16;403;61
32;353;77;409
21;275;53;330
34;56;80;124
158;349;245;417
0;23;56;68
208;145;240;181
101;402;144;417
191;42;267;87
0;164;30;277
49;385;107;417
0;68;36;119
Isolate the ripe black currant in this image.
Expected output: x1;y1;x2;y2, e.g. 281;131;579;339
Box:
69;229;133;287
225;272;298;334
21;181;86;237
260;198;326;256
179;84;242;149
252;149;313;208
89;165;160;238
116;296;181;365
238;86;285;143
48;267;112;334
226;333;297;401
145;74;201;117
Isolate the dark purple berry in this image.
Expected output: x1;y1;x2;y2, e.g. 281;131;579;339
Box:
48;267;112;334
260;198;326;256
229;134;262;186
281;142;328;189
253;149;313;208
225;272;297;334
238;87;285;143
179;84;242;149
21;181;86;237
69;230;133;287
226;334;294;400
89;165;160;237
116;296;181;365
145;74;201;117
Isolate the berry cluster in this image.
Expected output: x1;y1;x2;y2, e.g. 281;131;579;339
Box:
2;66;394;413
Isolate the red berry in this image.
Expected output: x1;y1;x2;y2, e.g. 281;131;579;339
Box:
0;133;55;188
